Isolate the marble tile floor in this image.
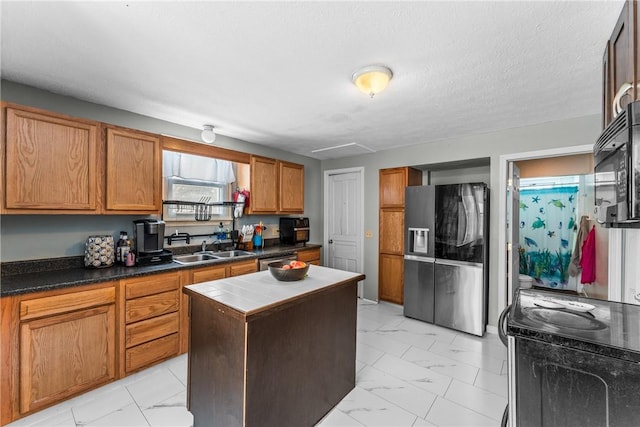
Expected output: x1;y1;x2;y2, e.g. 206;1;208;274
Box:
7;300;507;427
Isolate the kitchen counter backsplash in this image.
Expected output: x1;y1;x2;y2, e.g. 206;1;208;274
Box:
0;242;320;297
1;256;86;276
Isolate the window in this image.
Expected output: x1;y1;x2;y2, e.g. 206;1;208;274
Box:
164;177;231;221
162;150;241;223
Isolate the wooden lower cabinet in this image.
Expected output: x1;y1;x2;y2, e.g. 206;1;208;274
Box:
227;259;258;276
20;304;116;414
378;254;404;304
0;258;267;425
125;333;180;373
297;247;321;265
0;283;117;424
122;272;181;375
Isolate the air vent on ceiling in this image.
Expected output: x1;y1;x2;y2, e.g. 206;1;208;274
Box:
310;142;376;160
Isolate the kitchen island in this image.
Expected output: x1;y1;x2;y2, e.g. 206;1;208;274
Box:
183;265;364;427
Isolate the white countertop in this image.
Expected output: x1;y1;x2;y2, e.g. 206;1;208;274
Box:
184;265;364;315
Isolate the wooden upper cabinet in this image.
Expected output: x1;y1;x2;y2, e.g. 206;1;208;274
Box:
603;0;637;128
279;160;304;213
248;155;304;214
4;107;98;212
379;167;422;208
249;155;279;214
105;127;161;213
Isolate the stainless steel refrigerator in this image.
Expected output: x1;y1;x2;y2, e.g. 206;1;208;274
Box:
403;183;489;336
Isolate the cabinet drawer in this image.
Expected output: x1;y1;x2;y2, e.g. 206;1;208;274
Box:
125;290;179;324
124;272;180;299
125;333;179;373
296;248;321;263
192;265;226;284
20;287;115;321
125;312;179;349
228;259;257;277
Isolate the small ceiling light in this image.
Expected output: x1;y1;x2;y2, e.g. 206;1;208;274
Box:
352;65;393;98
201;124;216;143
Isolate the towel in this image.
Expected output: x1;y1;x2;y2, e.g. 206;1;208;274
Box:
568;215;590;277
579;226;596;284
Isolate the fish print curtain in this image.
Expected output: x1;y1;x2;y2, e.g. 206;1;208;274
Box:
519;185;579;290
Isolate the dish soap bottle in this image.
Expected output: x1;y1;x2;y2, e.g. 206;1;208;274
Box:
218;222;225;240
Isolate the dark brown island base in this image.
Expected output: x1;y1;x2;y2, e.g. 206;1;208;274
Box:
183;265;365;427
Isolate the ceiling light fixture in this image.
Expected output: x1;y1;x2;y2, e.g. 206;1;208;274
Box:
352;65;393;98
201;125;216;143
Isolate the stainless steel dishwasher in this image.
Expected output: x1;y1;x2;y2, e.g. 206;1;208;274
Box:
258;254;297;271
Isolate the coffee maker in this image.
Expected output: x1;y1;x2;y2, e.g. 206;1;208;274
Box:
133;219;172;265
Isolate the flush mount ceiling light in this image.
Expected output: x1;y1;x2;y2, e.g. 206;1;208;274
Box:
201;124;216;143
352;65;393;98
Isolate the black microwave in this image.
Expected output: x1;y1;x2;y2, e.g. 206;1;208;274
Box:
279;217;310;244
594;100;640;227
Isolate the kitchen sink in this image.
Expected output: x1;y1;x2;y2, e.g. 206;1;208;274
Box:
213;250;255;258
173;253;221;264
173;250;255;265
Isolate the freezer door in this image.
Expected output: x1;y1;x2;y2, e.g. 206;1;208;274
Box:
434;260;486;336
405;186;435;256
403;256;435;323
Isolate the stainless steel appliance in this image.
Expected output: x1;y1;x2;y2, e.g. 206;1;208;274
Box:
403;183;489;336
133;219;172;265
279;217;310;245
500;289;640;427
594;99;640;226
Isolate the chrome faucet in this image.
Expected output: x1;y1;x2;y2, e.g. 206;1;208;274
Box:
201;240;207;252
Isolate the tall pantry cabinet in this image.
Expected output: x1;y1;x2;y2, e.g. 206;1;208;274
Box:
378;167;422;304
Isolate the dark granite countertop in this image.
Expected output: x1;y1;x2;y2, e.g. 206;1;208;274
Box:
0;243;321;297
507;288;640;363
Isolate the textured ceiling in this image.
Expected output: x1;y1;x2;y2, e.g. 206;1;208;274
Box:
1;1;624;160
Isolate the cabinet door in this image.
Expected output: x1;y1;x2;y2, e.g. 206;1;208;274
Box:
279;161;304;213
379;167;422;208
5;107;98;212
380;168;408;208
105;127;161;212
20;304;116;413
379;209;405;255
249;155;278;214
609;1;634;122
378;254;404;304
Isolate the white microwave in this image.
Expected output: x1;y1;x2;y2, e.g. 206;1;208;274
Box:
594;101;640;227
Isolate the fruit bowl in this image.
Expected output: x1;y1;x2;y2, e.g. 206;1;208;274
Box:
268;261;309;282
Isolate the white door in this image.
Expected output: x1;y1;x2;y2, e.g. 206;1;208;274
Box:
507;161;520;304
324;168;364;296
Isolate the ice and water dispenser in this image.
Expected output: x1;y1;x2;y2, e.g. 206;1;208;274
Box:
408;227;429;255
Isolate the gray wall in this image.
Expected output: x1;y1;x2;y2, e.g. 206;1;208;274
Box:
0;81;323;261
321;115;601;326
